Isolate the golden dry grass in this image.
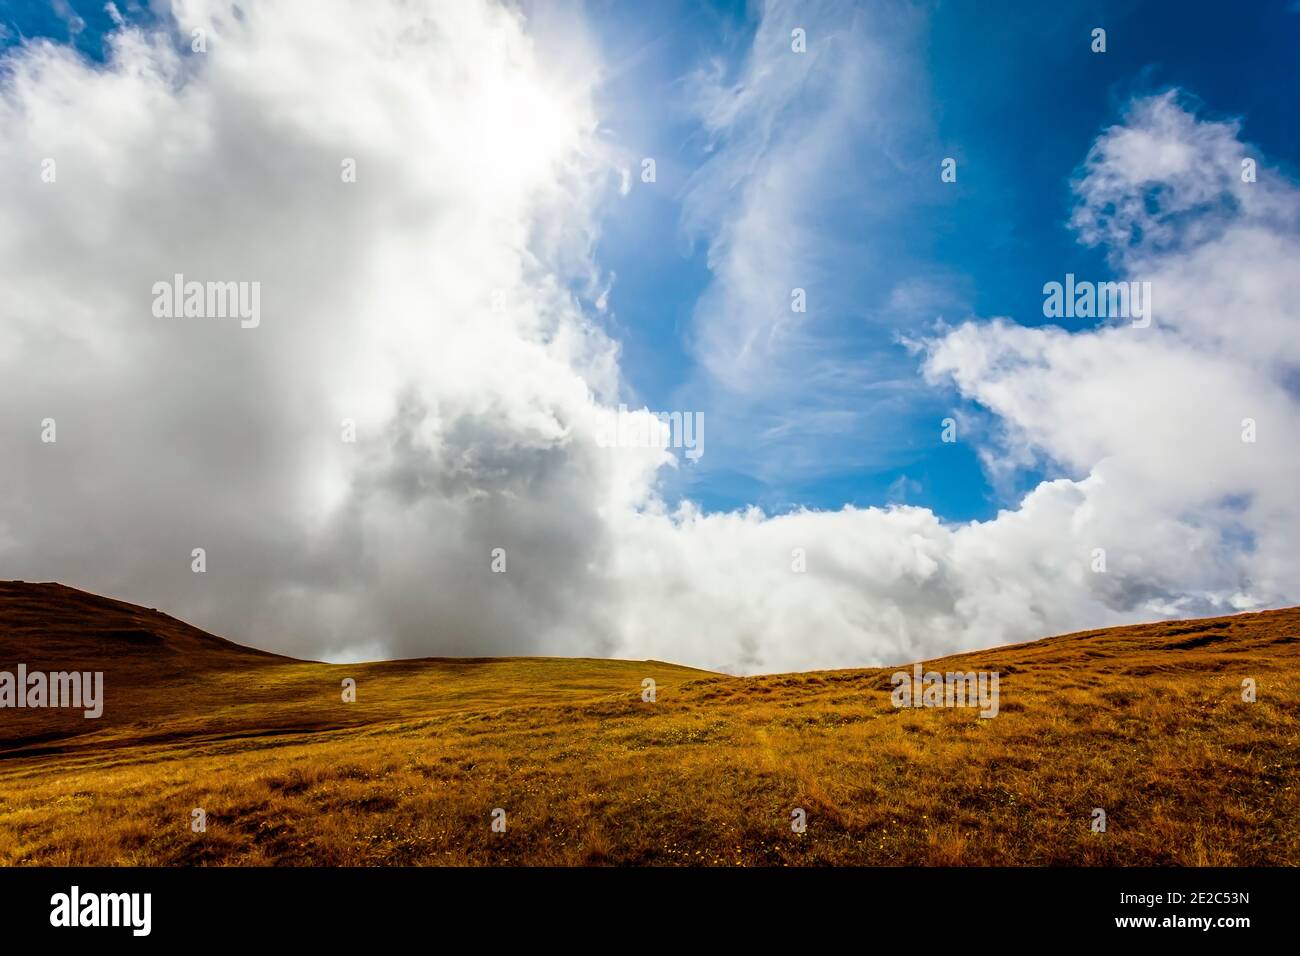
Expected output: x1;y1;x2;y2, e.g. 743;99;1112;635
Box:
1;581;1297;865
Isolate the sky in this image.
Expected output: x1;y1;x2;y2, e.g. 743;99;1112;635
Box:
0;0;1297;673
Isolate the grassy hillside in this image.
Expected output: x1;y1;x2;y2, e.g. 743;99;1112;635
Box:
1;581;1297;865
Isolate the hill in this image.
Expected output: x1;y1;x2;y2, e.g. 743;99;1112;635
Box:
0;581;1297;865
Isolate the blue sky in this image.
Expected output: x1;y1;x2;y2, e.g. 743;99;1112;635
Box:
586;0;1300;520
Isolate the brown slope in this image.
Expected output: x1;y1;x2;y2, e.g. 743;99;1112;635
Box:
0;584;1297;864
0;581;710;758
0;580;292;666
0;581;295;751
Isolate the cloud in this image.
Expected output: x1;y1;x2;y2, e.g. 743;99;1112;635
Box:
923;91;1300;626
0;0;646;662
1;5;1295;674
1069;91;1299;263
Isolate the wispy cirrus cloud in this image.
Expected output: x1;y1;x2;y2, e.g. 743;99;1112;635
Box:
675;0;944;491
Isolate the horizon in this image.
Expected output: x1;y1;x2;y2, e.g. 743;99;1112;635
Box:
4;577;1295;678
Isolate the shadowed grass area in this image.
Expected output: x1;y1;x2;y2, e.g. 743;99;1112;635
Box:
1;581;1297;865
